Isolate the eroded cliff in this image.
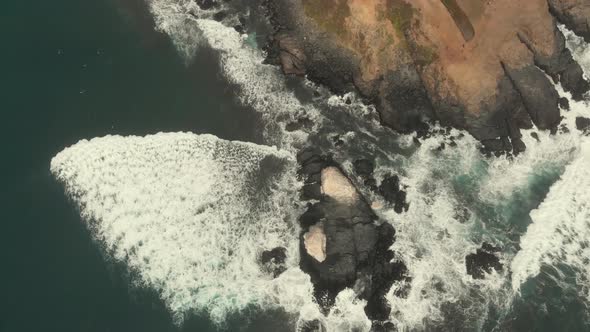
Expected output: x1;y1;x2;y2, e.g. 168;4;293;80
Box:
265;0;590;153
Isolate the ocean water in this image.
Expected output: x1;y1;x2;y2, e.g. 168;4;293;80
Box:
5;0;590;331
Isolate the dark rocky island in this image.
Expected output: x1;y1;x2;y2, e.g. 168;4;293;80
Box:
296;148;409;328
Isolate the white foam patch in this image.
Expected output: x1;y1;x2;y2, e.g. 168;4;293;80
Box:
50;133;316;324
377;30;590;329
562;25;590;79
511;140;590;296
381;130;512;330
148;0;205;62
148;0;320;149
509;28;590;295
193;19;320;148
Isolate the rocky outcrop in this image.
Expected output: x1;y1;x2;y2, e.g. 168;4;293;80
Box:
264;0;590;154
465;243;503;279
260;247;287;277
548;0;590;43
353;159;409;213
297;148;408;322
576;116;590;132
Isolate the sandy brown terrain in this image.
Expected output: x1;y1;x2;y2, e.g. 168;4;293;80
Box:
267;0;589;151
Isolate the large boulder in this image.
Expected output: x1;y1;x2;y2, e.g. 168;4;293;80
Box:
297;148;408;321
465;243;503;279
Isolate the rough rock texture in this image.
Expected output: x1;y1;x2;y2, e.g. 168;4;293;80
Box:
353;159;409;213
576;116;590;132
297;148;408;322
465;243;503;279
264;0;590;153
548;0;590;43
260;247;287;278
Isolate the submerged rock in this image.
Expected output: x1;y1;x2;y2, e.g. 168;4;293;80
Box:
576;117;590;132
379;175;409;214
465;243;503;279
298;319;326;332
260;247;287;277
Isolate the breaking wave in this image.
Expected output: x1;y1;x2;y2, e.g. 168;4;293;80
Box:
50;133;310;324
511;140;590;298
149;0;320;150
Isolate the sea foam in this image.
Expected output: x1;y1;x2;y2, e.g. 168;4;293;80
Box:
511;140;590;297
50;133;310;324
149;0;320;149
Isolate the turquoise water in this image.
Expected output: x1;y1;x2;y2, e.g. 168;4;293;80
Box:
1;0;285;331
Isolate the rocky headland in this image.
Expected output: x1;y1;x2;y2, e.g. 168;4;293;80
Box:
296;148;409;329
264;0;590;154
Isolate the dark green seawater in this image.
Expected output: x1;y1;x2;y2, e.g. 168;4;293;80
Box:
1;0;289;331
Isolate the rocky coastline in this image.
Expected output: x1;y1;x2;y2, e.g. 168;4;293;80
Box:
263;0;590;155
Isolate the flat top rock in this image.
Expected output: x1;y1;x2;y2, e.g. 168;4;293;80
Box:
304;223;327;262
321;166;359;204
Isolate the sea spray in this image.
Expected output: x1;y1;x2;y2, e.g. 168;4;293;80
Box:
511;30;590;298
149;0;320;150
50;133;309;324
511;140;590;297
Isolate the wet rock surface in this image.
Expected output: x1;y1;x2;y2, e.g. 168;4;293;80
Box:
378;175;409;214
548;0;590;43
576;116;590;132
263;0;590;152
465;243;503;279
260;247;287;278
296;148;408;322
353;159;409;213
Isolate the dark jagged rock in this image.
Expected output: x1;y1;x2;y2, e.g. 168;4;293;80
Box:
512;137;527;155
530;132;541;142
576;116;590;131
558;96;570;110
300;203;324;228
296;148;408;322
353;158;379;191
379;175;409;214
465;243;503;279
195;0;220;11
299;319;325;332
371;321;397;332
502;63;561;131
548;0;590;43
361;222;409;321
260;247;287;277
270;33;307;76
353;159;375;178
560;123;570;134
285;117;313;132
521;23;590;102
